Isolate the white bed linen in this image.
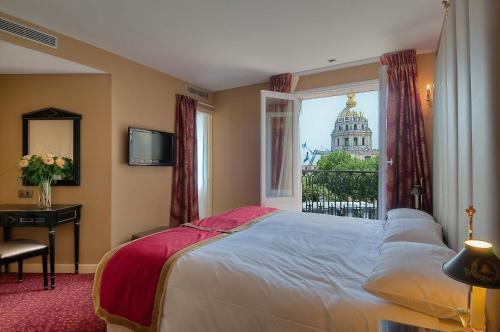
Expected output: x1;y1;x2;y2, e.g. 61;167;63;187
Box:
108;212;461;332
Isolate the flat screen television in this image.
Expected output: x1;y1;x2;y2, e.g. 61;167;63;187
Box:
128;127;175;166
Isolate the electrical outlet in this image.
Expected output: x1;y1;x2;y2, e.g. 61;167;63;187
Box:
18;189;33;198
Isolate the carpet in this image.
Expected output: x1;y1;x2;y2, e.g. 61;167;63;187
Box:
0;273;106;332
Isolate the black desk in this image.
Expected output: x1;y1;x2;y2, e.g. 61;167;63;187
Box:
0;204;82;288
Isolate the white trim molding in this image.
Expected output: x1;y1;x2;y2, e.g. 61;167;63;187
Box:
296;79;379;100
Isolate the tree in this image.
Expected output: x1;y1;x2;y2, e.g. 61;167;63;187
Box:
310;151;379;202
316;150;378;172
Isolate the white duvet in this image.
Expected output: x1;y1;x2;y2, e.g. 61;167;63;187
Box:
110;212;460;332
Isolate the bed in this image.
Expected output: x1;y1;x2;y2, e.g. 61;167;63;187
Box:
96;208;464;332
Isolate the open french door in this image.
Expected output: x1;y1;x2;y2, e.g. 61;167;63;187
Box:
260;90;301;211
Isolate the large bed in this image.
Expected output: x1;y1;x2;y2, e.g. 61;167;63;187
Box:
98;209;463;332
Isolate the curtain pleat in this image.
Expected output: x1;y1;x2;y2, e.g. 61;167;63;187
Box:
170;94;199;227
381;49;433;214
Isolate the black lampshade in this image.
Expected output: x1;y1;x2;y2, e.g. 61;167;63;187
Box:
443;240;500;289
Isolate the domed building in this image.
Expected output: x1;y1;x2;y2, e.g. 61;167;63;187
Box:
330;94;377;160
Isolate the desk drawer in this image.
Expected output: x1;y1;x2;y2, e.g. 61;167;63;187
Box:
19;217;47;225
1;215;47;226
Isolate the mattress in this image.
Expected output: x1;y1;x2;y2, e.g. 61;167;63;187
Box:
108;211;462;332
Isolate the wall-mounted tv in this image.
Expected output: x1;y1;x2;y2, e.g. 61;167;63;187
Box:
128;127;175;166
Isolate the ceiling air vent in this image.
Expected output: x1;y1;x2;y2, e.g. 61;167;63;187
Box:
186;85;209;101
0;17;57;49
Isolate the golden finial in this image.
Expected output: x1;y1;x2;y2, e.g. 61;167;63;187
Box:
442;0;450;14
346;94;357;108
466;205;476;240
466;205;476;218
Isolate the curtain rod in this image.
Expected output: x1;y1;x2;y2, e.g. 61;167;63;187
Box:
198;101;215;110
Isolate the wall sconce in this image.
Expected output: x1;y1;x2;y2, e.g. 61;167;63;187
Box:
426;84;433;107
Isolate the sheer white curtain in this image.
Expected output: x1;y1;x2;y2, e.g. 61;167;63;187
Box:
267;102;294;197
275;113;294;196
196;110;212;219
433;0;475;251
433;1;500;328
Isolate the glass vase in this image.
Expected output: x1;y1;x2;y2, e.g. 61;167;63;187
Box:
38;180;52;208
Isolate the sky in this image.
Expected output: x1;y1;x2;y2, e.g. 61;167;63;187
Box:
300;91;379;164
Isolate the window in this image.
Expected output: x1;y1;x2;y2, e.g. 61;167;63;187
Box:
298;87;381;219
197;110;212;218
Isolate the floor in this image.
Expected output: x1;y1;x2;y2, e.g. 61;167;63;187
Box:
0;273;106;332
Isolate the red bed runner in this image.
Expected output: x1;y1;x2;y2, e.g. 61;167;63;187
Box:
93;206;277;331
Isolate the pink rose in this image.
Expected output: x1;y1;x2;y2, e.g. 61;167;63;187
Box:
55;158;65;168
19;159;29;168
42;157;55;165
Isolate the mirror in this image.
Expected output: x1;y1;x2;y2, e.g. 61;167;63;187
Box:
23;108;81;186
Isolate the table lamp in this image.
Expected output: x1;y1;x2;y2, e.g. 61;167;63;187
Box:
409;185;423;210
442;239;500;331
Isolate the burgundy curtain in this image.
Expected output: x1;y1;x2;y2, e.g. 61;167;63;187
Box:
380;49;432;213
269;73;292;190
170;94;199;227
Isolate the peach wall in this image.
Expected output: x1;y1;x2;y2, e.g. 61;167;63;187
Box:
0;74;111;265
416;53;436;163
212;82;268;213
295;62;379;91
213;53;435;213
0;12;213;250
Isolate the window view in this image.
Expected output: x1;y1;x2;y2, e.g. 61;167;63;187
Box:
300;91;379;219
197;111;212;219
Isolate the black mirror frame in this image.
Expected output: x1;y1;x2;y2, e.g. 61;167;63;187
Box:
22;107;81;186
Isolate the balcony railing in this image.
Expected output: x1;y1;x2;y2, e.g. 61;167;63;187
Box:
302;169;378;219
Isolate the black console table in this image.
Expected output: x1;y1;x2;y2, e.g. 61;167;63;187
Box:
0;204;82;288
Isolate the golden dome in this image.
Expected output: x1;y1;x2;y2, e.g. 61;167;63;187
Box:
346;93;357;107
335;94;367;124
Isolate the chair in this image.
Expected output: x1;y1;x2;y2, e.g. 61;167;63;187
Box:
0;239;49;289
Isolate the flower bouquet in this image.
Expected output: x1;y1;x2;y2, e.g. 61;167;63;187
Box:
19;155;74;208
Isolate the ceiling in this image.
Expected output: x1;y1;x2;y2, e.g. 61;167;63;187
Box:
0;0;443;91
0;40;103;74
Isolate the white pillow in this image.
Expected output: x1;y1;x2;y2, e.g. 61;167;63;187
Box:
387;208;434;221
363;242;467;321
383;218;445;247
